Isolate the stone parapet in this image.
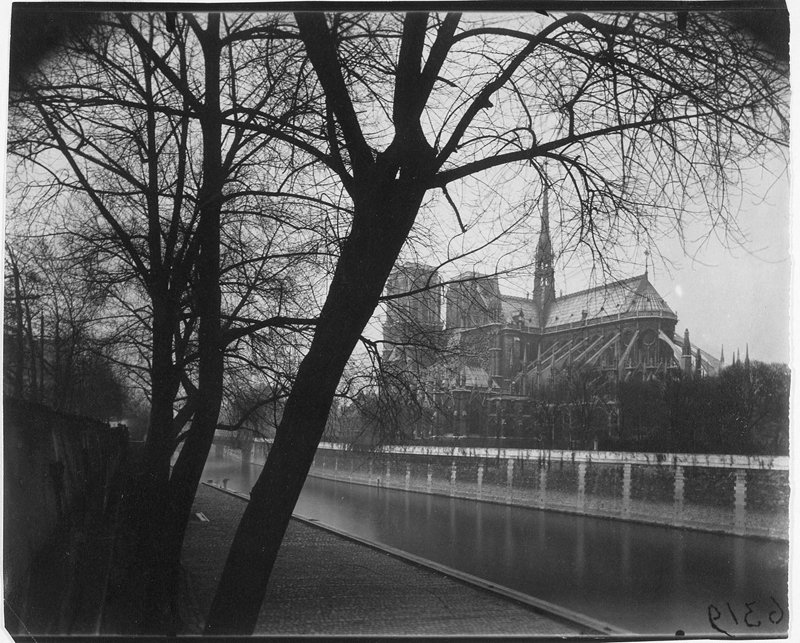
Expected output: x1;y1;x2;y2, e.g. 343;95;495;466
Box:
317;442;789;471
306;447;788;541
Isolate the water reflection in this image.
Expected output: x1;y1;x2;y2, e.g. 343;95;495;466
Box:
670;530;685;598
733;536;746;591
240;458;252;491
620;522;631;587
474;502;483;554
202;454;788;637
574;518;585;589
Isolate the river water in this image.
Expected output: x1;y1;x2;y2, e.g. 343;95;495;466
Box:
201;452;789;637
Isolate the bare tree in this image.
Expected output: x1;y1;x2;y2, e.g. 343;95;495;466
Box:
7;12;320;629
3;237;126;417
206;11;787;632
556;364;613;449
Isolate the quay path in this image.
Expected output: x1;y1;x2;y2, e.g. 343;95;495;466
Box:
179;483;620;636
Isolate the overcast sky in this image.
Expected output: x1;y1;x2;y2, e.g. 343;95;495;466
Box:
637;172;791;365
547;157;792;366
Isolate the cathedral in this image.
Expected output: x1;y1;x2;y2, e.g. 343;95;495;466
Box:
382;193;724;441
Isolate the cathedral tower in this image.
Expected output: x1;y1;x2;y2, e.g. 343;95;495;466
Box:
382;263;442;365
532;187;556;326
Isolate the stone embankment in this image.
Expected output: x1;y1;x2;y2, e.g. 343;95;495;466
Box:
4;397;128;635
224;442;788;541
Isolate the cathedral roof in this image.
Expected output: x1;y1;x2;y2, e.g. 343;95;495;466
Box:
547;273;676;326
499;296;539;325
497;273;676;330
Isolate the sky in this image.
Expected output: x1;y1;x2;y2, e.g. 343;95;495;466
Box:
553;160;792;366
649;174;791;366
635;176;789;366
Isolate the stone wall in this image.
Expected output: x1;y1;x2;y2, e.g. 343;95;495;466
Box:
4;397;128;631
303;444;788;540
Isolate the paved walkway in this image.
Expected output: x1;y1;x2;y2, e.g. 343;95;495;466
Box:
179;484;599;636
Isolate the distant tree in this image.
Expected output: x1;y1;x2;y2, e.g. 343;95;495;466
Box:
4;243;40;399
644;361;789;456
554;365;612;449
663;370;713;452
3;238;127;419
615;378;667;449
321;344;437;447
717;361;790;455
530;390;563;448
74;353;128;420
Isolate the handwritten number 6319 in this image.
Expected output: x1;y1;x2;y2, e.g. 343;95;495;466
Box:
708;597;784;637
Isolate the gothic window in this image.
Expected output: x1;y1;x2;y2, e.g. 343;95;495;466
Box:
512;337;521;369
642;328;657;365
504;339;513;373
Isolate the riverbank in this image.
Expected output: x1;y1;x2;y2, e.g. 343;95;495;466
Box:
302;445;789;540
179;483;617;636
223;444;787;541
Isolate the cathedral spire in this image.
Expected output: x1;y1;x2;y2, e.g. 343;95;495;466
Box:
533;185;556;326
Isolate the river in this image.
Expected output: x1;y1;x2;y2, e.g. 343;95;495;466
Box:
201;452;789;637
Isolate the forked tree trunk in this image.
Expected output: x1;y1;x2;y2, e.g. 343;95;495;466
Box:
203;11;451;633
155;12;226;623
204;166;431;633
135;294;184;632
103;13;227;633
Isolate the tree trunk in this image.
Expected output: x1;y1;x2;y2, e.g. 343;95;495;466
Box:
53;316;61;409
10;256;25;398
146;13;226;629
204;12;449;632
205;159;431;633
132;30;196;627
143;299;181;482
38;311;45;400
132;293;183;631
